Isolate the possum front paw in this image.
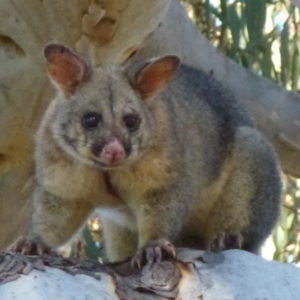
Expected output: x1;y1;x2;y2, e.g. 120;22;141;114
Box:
208;230;243;252
9;237;53;256
132;239;176;268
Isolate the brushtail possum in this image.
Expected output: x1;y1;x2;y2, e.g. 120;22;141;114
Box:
14;43;281;265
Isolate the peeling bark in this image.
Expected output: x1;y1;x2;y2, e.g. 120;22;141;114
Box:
0;0;300;250
0;0;170;249
1;249;300;299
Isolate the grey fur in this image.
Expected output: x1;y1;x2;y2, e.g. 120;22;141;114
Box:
32;47;282;262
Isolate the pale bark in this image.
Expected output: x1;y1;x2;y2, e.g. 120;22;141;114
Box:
1;249;300;299
0;0;300;250
0;0;170;249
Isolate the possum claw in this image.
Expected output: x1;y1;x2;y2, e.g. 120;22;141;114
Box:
132;240;176;268
208;230;243;252
9;237;53;256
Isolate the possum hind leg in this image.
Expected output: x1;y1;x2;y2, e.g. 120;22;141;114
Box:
204;126;281;254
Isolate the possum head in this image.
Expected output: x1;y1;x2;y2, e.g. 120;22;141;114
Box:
44;43;180;169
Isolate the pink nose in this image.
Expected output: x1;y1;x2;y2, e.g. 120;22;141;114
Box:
100;139;125;165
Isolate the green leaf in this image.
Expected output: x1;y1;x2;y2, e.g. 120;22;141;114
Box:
291;43;300;90
286;212;295;230
244;0;267;49
280;20;290;87
83;226;103;261
228;1;241;50
274;225;287;249
205;0;211;37
294;190;300;208
260;42;273;79
240;53;250;68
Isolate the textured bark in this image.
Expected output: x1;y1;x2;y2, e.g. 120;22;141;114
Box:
1;249;300;299
0;0;300;250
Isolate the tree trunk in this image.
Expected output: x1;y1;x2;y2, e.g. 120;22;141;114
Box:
0;0;170;249
0;0;299;249
1;249;300;299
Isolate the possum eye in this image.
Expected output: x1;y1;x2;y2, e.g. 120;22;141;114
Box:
82;112;101;129
124;115;140;132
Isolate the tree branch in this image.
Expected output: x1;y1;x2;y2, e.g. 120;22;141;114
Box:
1;249;300;299
1;0;300;251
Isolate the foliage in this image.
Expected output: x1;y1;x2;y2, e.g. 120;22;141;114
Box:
274;175;300;264
183;0;300;263
184;0;296;88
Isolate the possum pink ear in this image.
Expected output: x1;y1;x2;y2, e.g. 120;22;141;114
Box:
135;56;180;98
44;43;90;94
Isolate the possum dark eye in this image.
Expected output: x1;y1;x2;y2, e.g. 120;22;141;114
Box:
82;112;101;129
124;115;140;131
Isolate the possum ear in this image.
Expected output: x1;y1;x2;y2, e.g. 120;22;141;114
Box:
44;43;90;95
135;56;180;99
